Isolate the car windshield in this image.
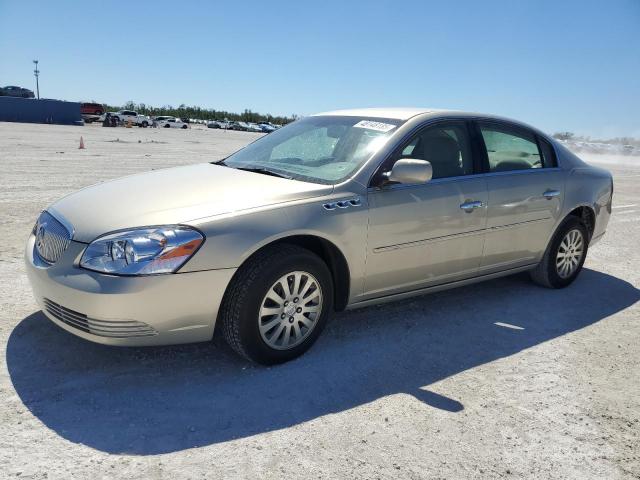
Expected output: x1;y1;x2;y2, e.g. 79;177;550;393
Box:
221;115;403;184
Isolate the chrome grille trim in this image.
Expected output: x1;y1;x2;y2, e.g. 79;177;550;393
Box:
43;298;158;338
34;211;72;264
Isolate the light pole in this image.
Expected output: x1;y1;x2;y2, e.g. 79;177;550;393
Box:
33;60;40;99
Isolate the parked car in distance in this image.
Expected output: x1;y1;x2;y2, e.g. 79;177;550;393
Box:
113;110;152;127
81;102;105;116
227;121;246;131
25;108;613;365
246;122;264;133
80;102;106;123
258;123;277;133
1;85;35;98
207;120;221;129
98;111;119;123
153;115;174;124
157;116;188;129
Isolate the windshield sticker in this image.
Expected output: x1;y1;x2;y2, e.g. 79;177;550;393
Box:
353;120;396;132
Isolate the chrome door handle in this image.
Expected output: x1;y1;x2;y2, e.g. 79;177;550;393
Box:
543;189;561;199
460;200;484;212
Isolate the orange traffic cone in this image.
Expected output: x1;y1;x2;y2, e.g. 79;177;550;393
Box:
79;136;85;149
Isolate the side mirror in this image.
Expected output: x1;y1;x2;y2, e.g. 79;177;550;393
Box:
385;159;433;185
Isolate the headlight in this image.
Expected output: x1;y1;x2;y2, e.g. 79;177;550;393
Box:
80;226;204;275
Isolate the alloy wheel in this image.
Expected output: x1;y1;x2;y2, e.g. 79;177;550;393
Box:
556;229;584;278
258;271;323;350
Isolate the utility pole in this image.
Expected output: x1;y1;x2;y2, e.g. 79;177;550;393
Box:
33;60;40;99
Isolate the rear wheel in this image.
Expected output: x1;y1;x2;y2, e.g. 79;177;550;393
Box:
530;216;589;288
220;244;333;365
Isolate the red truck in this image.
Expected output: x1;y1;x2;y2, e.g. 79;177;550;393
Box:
81;102;105;115
81;102;105;123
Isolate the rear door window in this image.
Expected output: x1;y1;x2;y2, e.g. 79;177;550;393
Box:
479;124;544;172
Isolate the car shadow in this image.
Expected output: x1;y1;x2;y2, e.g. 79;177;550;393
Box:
6;268;639;455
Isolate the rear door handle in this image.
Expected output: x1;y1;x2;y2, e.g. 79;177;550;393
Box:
543;189;561;199
460;200;484;212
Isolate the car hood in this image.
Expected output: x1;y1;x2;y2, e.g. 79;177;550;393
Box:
48;163;333;243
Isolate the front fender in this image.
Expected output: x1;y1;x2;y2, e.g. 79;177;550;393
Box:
181;195;369;300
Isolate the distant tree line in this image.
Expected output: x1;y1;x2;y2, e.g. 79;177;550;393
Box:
104;101;297;125
553;131;639;147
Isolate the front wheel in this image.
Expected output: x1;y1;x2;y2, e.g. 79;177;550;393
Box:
530;216;589;288
219;244;334;365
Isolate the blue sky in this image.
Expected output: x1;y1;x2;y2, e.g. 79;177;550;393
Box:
1;0;638;137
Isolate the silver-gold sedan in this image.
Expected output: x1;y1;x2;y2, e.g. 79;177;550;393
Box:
25;108;613;364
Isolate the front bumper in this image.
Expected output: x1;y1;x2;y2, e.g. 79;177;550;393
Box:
25;234;236;346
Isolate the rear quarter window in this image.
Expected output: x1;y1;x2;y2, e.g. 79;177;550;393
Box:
538;137;558;168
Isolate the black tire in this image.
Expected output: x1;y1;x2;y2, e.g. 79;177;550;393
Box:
219;244;334;365
182;124;188;129
142;121;148;128
164;124;170;128
530;216;589;288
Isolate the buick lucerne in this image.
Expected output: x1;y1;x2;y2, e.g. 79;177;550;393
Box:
25;108;613;364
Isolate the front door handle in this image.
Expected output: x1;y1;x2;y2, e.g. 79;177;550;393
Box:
543;189;561;200
460;200;484;212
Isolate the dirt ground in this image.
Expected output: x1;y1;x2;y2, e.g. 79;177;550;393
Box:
0;122;638;479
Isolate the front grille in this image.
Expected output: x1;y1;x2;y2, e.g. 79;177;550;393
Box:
34;211;72;264
43;298;158;338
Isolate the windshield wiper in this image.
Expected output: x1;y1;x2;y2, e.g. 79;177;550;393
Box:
236;166;293;180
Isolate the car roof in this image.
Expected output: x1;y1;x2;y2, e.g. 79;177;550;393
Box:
313;107;441;120
312;107;549;138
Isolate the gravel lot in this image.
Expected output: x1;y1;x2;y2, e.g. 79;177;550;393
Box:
1;122;638;479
